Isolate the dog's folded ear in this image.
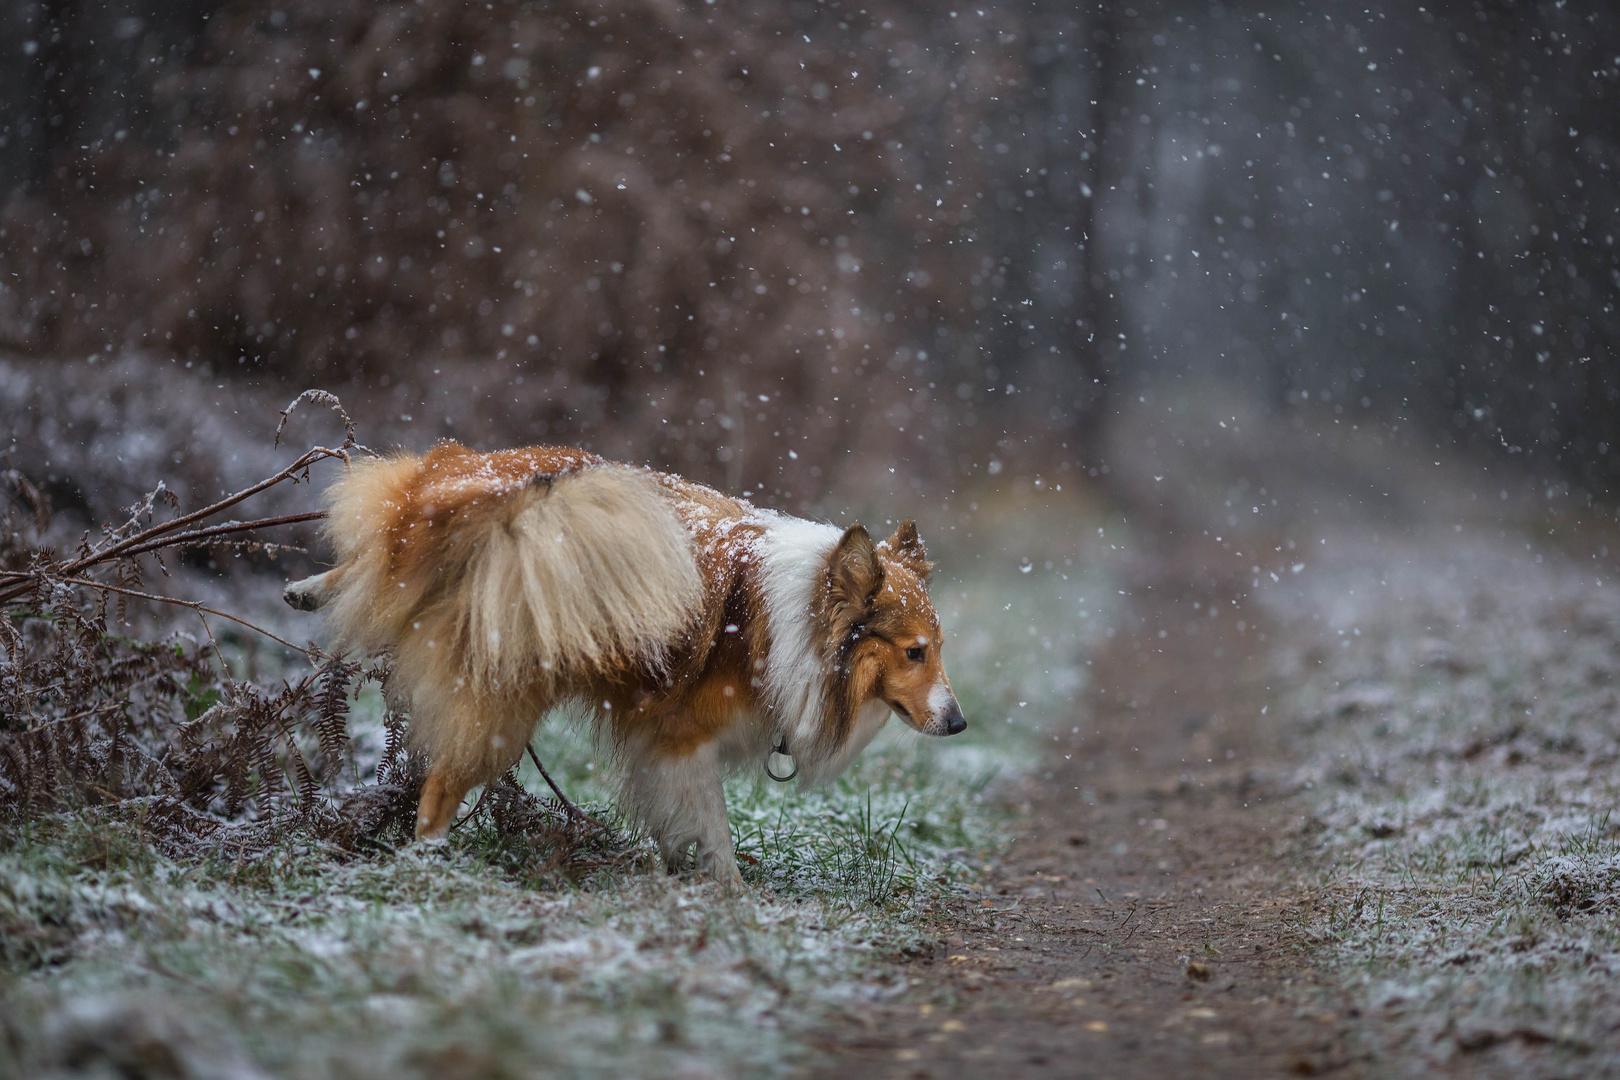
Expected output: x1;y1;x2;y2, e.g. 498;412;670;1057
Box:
884;519;932;579
828;523;884;621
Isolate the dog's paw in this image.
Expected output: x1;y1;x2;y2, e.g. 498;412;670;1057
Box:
699;852;745;893
283;572;331;611
283;583;320;611
414;815;451;844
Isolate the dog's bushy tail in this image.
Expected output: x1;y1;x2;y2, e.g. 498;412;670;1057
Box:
318;452;702;690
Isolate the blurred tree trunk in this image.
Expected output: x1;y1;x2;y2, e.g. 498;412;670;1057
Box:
1074;5;1120;440
1430;0;1620;488
973;1;1118;468
0;0;216;195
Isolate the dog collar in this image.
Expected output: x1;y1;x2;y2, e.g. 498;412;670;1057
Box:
765;737;798;782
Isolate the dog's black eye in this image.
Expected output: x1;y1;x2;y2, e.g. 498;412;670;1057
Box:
906;646;924;662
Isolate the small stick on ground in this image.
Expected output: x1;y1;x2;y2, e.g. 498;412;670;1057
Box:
527;743;603;831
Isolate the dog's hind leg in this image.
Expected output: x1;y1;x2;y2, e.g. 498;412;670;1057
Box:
283;567;345;612
415;767;476;841
412;693;542;841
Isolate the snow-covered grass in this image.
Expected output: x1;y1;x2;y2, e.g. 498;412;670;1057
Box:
1;817;870;1078
1263;531;1620;1076
0;508;1113;1079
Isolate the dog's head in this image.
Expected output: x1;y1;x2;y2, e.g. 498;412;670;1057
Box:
824;520;965;737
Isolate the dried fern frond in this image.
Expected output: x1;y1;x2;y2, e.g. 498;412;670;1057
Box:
0;397;607;863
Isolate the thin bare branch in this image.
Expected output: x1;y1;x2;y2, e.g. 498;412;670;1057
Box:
0;446;347;605
0;512;327;587
527;742;604;831
60;576;315;656
275;389;369;455
117;511;328;559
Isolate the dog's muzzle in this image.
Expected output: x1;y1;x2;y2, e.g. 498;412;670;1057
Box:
894;697;968;736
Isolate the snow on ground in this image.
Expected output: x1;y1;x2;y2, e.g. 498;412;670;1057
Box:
1263;527;1620;1076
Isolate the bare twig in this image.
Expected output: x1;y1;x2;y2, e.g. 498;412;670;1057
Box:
450;782;495;833
59;576;314;656
0;512;329;585
275;389;367;454
527;742;603;830
0;399;412;853
0;446;348;605
117;511;329;560
161;538;310;560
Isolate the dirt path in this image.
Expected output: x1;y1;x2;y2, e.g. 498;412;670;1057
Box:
820;554;1362;1078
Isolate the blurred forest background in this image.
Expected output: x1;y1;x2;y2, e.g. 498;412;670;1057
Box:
0;0;1616;514
7;6;1620;1074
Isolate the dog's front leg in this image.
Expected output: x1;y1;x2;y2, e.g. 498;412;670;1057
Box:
690;793;741;890
624;742;742;889
696;833;742;890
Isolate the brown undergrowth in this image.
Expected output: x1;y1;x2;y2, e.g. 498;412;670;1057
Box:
0;392;597;866
0;0;1054;495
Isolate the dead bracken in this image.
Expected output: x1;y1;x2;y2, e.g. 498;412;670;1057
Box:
0;394;603;863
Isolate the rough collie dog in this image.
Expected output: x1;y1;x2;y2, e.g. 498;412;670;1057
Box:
283;442;965;885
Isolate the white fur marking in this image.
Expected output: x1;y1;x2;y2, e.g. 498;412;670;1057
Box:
927;677;952;720
755;512;842;754
799;700;890;785
620;742;738;884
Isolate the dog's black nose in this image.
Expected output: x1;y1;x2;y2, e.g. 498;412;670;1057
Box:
942;702;967;736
